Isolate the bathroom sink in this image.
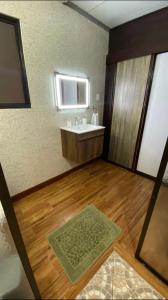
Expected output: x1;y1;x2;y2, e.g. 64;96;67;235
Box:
60;124;105;162
60;124;105;134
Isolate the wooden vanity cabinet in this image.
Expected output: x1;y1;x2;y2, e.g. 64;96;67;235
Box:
61;129;105;163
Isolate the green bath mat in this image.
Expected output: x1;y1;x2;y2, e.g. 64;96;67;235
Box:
48;205;121;283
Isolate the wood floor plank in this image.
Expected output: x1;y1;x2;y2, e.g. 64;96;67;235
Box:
14;160;168;299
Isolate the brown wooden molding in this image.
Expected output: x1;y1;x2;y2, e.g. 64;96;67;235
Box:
132;55;157;171
102;63;117;160
105;160;155;181
107;7;168;64
135;170;156;181
12;158;99;202
106;160;132;172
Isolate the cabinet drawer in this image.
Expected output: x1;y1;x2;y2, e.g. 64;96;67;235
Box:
77;129;104;142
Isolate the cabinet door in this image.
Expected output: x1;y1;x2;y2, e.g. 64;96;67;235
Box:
108;55;151;168
78;135;104;163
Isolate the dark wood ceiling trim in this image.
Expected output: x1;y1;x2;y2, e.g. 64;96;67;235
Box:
63;1;110;32
107;7;168;64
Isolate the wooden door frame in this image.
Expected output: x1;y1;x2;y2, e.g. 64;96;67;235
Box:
102;63;117;160
0;164;41;299
132;54;156;171
103;55;156;171
102;52;166;180
135;138;168;284
103;7;168;178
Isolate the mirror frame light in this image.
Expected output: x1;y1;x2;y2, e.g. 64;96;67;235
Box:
54;73;90;109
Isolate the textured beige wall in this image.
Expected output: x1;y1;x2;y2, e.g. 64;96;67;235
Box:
0;1;108;196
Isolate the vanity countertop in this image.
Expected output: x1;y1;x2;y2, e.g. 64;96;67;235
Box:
60;124;105;134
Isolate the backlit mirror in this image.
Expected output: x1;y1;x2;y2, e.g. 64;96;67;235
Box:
54;73;89;109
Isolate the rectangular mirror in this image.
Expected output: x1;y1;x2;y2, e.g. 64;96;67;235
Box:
54;73;89;109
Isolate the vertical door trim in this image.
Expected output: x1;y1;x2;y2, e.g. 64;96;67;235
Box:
132;54;157;171
102;63;117;160
135;138;168;284
0;164;41;299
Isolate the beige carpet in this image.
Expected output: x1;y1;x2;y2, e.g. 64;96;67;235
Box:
76;251;164;299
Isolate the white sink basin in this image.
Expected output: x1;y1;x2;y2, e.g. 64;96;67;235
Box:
60;124;105;134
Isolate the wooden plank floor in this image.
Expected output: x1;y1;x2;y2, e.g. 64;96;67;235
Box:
14;160;168;299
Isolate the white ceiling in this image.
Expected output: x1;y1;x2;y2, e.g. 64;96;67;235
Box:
71;1;168;28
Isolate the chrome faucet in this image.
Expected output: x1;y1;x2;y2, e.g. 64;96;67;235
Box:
75;116;81;126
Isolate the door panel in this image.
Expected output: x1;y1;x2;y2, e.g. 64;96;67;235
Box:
136;139;168;283
140;172;168;281
137;52;168;177
108;55;151;168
